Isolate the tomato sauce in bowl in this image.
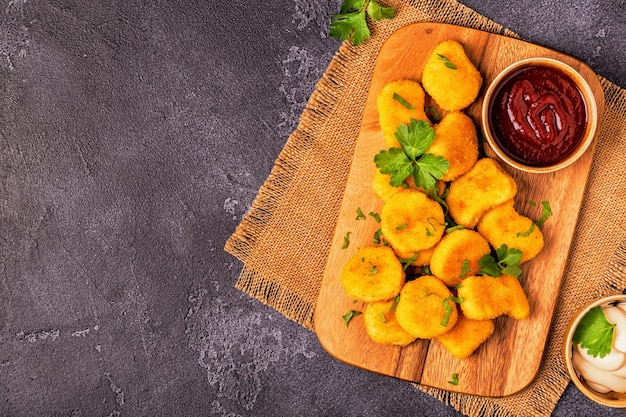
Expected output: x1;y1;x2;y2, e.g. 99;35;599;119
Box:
482;58;598;173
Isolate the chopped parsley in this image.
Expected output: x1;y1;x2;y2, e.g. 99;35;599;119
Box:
437;53;457;70
392;92;416;109
342;231;351;249
342;310;362;326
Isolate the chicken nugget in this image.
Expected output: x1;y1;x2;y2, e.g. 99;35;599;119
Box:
428;112;479;181
422;40;482;111
341;246;405;302
372;169;446;201
446;158;517;229
395;275;458;339
364;299;416;346
436;311;494;359
430;229;491;287
477;200;544;263
377;79;430;148
458;274;530;320
381;189;445;254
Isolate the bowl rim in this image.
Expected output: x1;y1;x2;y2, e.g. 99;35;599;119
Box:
481;56;599;174
562;293;626;408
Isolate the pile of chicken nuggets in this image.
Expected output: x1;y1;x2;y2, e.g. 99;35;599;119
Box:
340;40;545;359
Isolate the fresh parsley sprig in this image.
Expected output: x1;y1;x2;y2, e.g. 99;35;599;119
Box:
329;0;395;46
374;119;449;192
573;306;615;358
478;244;523;278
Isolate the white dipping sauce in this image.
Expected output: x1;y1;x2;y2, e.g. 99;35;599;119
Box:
573;302;626;393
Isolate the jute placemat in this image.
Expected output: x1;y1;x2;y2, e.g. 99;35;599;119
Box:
224;0;626;415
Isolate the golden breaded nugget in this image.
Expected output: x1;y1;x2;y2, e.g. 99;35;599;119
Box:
428;112;479;182
477;200;545;263
430;229;491;287
372;169;446;202
446;158;518;229
381;189;445;254
364;299;416;346
341;246;405;302
436;312;494;359
422;40;482;111
395;275;458;339
372;169;405;202
458;274;530;320
377;79;429;148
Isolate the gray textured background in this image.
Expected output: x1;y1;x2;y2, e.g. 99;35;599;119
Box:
0;1;624;416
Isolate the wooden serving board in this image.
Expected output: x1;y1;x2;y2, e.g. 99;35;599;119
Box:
314;23;605;397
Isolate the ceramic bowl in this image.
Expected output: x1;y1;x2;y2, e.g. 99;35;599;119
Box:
481;57;598;174
563;293;626;408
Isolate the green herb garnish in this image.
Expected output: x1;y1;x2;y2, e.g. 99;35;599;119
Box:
460;260;469;278
536;200;552;227
374;119;449;191
573;306;615;358
478;244;523;278
396;223;408;230
449;373;459;385
379;312;387;323
373;228;383;244
369;211;381;223
369;264;378;275
437;53;457;69
516;221;535;237
392;92;416;109
329;0;395;46
398;252;418;271
424;105;441;123
342;310;362;326
342;231;351;249
356;207;366;220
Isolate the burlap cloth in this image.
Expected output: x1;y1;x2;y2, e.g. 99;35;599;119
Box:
225;0;626;415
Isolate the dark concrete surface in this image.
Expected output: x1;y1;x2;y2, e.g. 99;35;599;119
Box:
0;1;624;416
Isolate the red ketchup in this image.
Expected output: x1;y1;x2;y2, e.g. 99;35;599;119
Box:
489;65;587;167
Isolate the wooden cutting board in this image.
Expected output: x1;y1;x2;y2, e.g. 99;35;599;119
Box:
314;23;605;397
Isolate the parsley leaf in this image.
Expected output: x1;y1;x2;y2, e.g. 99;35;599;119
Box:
478;244;523;278
367;0;395;20
573;306;615;358
342;310;362;326
330;0;395;46
374;119;449;191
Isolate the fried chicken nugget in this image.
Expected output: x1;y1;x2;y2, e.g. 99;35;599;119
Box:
428;112;479;182
446;158;518;229
341;246;405;302
477;200;545;263
422;40;482;111
372;170;446;202
436;311;494;359
458;274;530;321
377;79;429;148
430;229;492;287
395;275;458;339
381;189;445;254
364;299;416;346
